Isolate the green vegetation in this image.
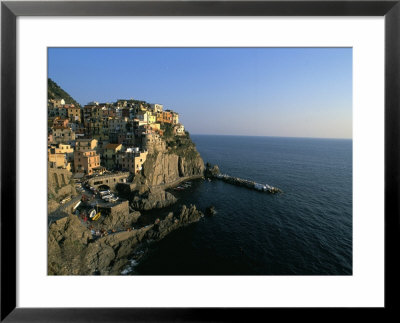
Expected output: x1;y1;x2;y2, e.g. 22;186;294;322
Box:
116;99;150;108
48;78;81;108
160;122;174;139
165;135;198;159
159;123;197;158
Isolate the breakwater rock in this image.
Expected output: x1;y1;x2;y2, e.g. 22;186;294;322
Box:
146;204;203;241
205;205;217;216
48;204;204;275
130;189;177;211
214;173;282;194
205;163;220;177
205;163;281;193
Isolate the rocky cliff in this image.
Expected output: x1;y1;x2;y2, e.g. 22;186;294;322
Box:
133;135;204;190
48;166;77;213
48;204;204;275
131;188;178;211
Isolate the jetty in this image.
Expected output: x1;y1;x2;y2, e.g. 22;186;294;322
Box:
212;173;282;194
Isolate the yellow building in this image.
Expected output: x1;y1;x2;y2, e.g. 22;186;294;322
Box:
66;105;82;123
108;117;128;132
56;143;74;153
117;149;148;174
92;106;102;119
103;143;122;169
171;112;179;125
48;147;71;171
147;112;156;124
50;99;65;108
99;118;110;141
136;111;150;123
55;143;74;162
75;138;98;151
52;127;76;144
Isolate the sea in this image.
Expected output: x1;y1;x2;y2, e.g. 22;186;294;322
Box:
123;135;352;275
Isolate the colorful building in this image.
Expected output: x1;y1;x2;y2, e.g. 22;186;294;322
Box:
75;138;98;151
117;148;148;174
53;117;69;128
103;143;122;170
52;126;76;144
150;103;163;113
48;147;71;171
66;105;82;123
174;124;185;136
156;111;173;123
74;150;101;175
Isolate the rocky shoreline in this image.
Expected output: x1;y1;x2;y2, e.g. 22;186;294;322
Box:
130;188;178;211
48;142;281;275
48;203;204;275
48;129;207;275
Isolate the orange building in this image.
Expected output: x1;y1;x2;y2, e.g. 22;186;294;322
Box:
53;117;69;128
156;111;173;123
74;150;101;175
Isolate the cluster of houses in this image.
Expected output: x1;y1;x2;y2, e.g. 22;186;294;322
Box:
48;98;185;177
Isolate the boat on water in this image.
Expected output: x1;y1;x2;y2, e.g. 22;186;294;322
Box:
89;202;101;221
89;209;96;218
92;212;101;221
72;201;81;212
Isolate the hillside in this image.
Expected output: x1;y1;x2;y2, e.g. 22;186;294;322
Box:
48;78;81;107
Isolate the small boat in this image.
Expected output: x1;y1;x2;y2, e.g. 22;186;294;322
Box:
92;212;101;221
72;201;81;212
89;209;96;218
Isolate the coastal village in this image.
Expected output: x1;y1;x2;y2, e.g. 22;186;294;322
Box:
47;79;211;275
47;79;280;275
47;80;195;225
48;98;184;178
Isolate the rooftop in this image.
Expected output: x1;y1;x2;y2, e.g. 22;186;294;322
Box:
105;143;122;150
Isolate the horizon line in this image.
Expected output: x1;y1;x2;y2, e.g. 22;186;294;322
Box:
190;133;352;140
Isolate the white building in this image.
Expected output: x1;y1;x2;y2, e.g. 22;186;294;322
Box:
175;124;185;135
150;103;163;113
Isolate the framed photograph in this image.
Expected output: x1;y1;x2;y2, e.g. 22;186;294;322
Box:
1;0;399;321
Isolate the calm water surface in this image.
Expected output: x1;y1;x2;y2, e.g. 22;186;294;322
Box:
125;135;352;275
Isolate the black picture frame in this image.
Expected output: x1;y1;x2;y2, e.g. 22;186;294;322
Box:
1;0;399;321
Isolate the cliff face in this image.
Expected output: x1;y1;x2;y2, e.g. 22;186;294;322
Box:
134;136;204;189
48;167;77;213
48;204;204;275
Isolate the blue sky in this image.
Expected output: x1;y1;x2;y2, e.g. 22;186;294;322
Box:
48;48;352;139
